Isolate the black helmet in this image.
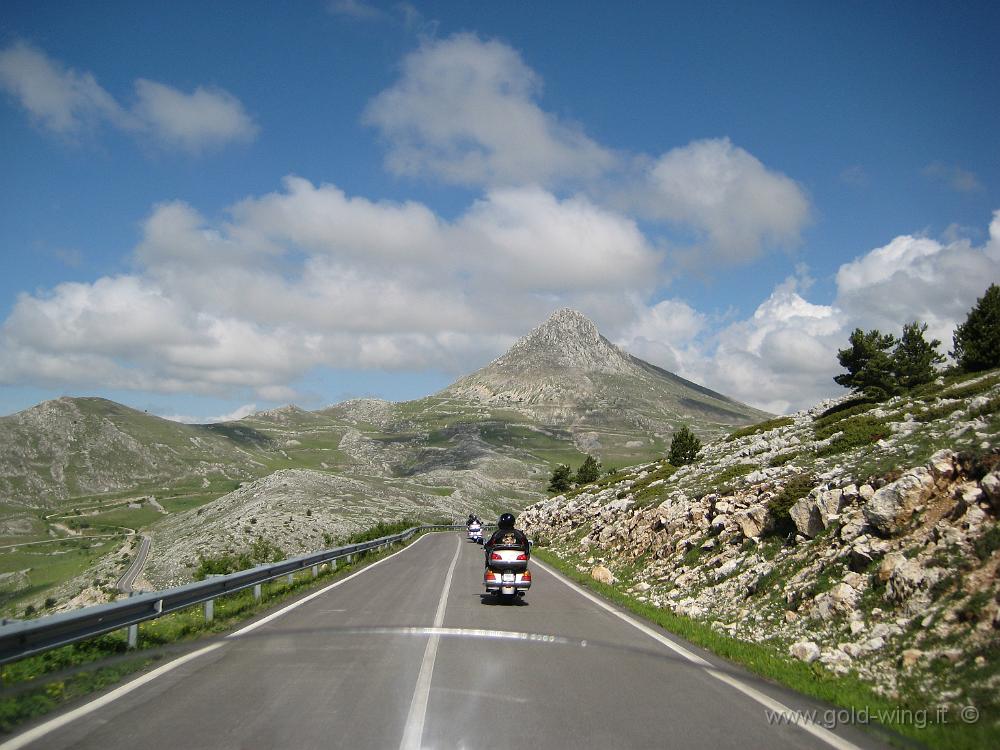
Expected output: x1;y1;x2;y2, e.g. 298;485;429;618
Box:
498;513;515;529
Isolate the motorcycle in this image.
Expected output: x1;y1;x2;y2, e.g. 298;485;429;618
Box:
484;546;531;600
467;521;483;544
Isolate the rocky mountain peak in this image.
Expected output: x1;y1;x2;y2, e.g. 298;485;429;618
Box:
490;308;630;375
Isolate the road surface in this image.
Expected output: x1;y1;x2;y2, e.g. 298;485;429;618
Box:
4;532;889;750
116;534;150;593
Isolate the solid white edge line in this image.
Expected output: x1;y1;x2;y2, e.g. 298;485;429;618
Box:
0;643;225;750
398;535;462;750
3;531;436;750
533;558;863;750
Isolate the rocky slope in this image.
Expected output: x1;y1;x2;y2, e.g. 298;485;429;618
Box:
522;370;1000;721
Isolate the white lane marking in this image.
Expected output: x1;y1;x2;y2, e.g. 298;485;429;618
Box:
534;559;862;750
228;533;430;638
398;535;462;750
0;643;224;750
3;533;434;749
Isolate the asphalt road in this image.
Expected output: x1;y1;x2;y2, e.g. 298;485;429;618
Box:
116;534;150;593
6;532;890;750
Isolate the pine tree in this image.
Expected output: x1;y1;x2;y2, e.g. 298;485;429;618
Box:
669;425;701;466
575;455;601;484
547;464;572;493
834;328;898;400
952;284;1000;372
892;321;944;389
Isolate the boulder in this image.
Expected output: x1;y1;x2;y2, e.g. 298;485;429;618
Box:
789;640;820;663
734;505;769;539
817;488;845;525
928;449;956;480
980;472;1000;511
590;565;615;585
790;497;824;538
886;559;942;606
863;466;935;535
839;510;867;542
811;582;859;620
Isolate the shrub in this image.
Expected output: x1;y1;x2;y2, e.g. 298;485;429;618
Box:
669;425;701;466
194;537;286;580
726;416;794;442
815;415;891;456
767;474;815;536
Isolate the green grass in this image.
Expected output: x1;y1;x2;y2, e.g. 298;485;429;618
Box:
726;416;794;442
815;415;893;457
711;463;758;485
63;506;164;532
0;539;119;614
534;548;997;750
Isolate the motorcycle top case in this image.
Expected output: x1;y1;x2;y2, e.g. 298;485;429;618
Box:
487;547;529;572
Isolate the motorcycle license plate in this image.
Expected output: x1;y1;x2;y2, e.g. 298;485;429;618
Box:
502;573;515;582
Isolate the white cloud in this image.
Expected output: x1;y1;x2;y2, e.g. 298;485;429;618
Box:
0;41;257;152
364;34;811;269
364;33;615;187
622;212;1000;414
835;213;1000;346
0;41;129;133
0;177;660;398
132;79;257;152
638;138;811;265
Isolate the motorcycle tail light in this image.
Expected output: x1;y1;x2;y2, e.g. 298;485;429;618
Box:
523;570;531;581
490;552;502;560
485;570;496;581
516;553;528;560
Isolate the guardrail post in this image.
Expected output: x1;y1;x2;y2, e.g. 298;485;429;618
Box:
127;624;138;649
311;565;318;578
204;599;214;623
286;573;294;585
253;584;261;601
346;554;353;564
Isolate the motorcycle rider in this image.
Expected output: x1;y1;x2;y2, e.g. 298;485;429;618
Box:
484;512;529;566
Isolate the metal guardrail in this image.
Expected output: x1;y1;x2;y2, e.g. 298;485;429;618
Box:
0;524;464;665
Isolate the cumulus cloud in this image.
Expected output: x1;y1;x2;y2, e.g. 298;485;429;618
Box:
0;41;256;151
364;33;615;187
132;79;257;152
363;34;811;268
0;177;659;399
620;212;1000;414
0;41;130;133
637;138;811;265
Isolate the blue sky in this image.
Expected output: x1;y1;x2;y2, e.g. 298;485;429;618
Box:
1;0;998;419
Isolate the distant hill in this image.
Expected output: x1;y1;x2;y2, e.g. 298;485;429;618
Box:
0;397;269;507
